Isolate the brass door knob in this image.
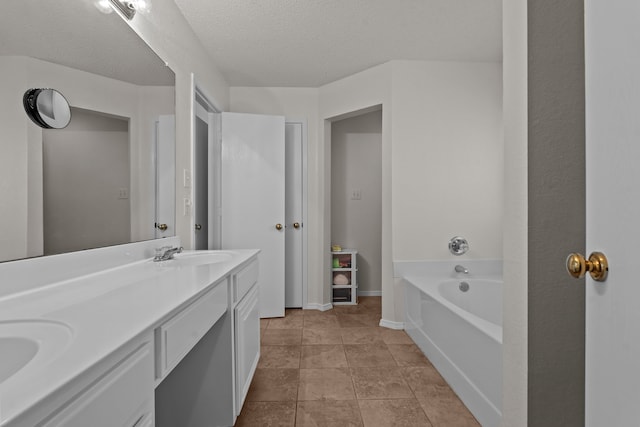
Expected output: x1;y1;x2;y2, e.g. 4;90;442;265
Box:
156;223;168;231
566;252;609;282
275;223;283;230
293;222;300;229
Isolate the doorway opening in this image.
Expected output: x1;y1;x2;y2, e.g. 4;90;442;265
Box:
193;88;221;250
330;109;383;303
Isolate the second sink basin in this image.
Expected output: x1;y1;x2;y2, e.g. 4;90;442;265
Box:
0;337;38;384
0;320;74;385
167;251;234;267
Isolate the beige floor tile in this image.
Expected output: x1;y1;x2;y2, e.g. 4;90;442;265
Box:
387;344;431;367
235;401;296;427
258;345;301;369
261;328;303;346
239;298;478;426
415;385;480;427
333;304;375;315
245;368;299;402
344;343;397;367
300;344;348;368
340;327;384;345
303;309;337;318
359;296;382;310
296;400;363;426
380;328;414;345
304;315;341;329
350;367;414;400
285;308;304;317
336;313;381;328
402;366;447;397
358;399;433;427
268;315;304;329
302;328;343;345
298;368;356;401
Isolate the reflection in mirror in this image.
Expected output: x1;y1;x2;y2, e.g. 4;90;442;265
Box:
23;89;72;129
0;0;175;263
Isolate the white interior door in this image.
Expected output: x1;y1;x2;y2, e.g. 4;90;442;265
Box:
285;122;304;308
221;112;285;318
155;115;175;238
585;1;640;424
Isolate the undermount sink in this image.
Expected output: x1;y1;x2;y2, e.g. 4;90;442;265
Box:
0;320;73;384
162;251;234;267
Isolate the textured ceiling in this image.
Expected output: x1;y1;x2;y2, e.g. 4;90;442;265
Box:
174;0;502;87
0;0;174;86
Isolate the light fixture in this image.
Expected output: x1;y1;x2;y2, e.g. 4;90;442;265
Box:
94;0;114;14
106;0;151;20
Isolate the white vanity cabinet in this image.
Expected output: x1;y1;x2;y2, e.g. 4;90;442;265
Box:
232;259;260;416
39;339;155;427
0;246;262;427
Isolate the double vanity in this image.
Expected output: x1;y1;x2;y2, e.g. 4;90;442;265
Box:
0;238;260;427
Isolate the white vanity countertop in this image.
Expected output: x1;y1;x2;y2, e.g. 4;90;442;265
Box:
0;249;259;426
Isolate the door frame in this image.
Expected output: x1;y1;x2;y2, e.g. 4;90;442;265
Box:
192;81;221;249
285;117;308;309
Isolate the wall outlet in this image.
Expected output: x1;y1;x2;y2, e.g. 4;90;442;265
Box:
351;189;362;200
118;188;129;199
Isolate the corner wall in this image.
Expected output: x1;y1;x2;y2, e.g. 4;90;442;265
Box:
390;61;503;261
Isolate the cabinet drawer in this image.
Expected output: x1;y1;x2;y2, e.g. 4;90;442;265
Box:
42;343;153;427
157;280;228;378
233;259;259;304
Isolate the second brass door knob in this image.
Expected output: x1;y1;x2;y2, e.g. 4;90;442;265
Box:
566;251;608;282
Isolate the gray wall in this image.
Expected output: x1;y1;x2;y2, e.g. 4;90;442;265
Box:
331;110;382;293
43;108;130;254
528;0;585;425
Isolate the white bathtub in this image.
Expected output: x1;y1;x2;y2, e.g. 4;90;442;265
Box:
402;263;502;427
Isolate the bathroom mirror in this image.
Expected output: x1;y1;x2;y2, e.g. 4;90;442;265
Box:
0;0;176;263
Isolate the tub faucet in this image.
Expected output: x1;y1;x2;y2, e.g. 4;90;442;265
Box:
454;265;468;274
154;245;183;262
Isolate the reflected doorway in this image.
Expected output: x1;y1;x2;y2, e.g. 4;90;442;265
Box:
194;89;221;250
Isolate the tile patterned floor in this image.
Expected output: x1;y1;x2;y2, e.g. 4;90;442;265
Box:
236;297;480;426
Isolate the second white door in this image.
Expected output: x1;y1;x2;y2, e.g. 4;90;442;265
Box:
221;112;286;318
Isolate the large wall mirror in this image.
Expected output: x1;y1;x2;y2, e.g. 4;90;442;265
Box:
0;1;176;263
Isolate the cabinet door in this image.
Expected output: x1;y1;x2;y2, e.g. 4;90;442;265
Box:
234;285;260;415
42;343;154;427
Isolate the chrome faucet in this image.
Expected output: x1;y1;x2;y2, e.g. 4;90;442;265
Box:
154;246;183;262
454;265;469;274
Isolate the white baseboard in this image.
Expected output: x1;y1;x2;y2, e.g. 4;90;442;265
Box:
379;318;405;330
357;290;382;297
304;303;333;312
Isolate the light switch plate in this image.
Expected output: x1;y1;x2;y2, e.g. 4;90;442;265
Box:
183;198;192;216
183;169;191;188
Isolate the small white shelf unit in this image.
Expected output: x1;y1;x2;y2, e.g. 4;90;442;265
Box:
331;249;358;305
